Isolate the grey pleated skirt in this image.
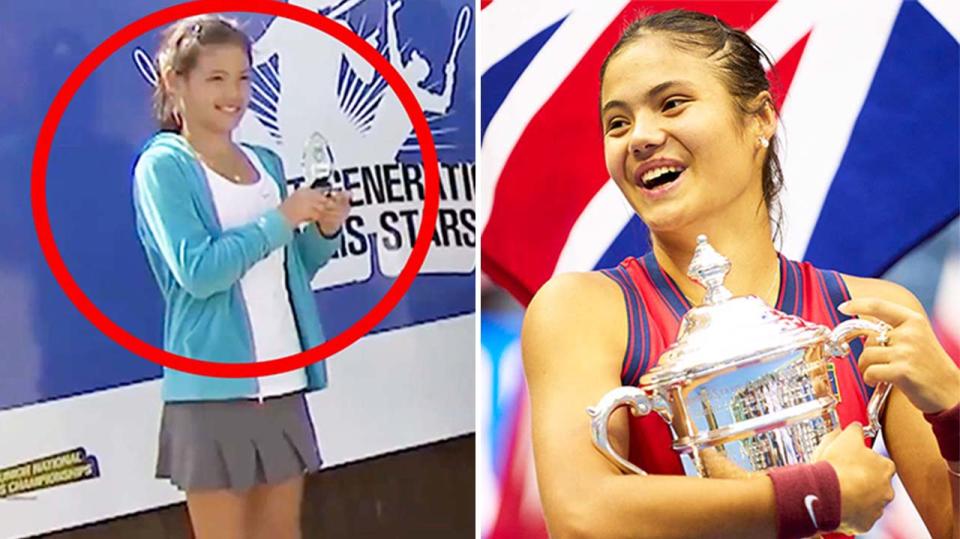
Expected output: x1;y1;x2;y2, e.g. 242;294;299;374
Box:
156;391;322;492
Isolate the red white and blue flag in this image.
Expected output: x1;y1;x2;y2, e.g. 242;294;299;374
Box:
479;1;958;537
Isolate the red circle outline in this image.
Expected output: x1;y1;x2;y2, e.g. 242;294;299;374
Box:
31;0;440;378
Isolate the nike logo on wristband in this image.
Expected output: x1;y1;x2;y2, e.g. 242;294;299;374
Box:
804;494;820;529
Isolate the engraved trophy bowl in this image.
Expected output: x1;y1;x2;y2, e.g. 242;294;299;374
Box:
587;235;892;477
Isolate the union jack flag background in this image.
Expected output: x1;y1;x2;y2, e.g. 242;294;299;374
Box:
479;1;959;537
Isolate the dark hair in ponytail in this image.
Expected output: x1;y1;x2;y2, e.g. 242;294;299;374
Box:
152;15;251;132
600;9;786;242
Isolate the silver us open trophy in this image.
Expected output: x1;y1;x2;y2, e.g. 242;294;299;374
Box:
588;235;892;476
302;132;336;194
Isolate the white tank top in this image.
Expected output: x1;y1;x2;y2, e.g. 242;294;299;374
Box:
202;146;307;399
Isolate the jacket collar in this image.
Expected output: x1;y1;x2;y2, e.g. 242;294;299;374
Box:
140;130;194;157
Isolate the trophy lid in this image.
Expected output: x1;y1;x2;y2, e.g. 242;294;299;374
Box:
639;235;829;388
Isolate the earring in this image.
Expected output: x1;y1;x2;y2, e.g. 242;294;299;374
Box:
758;136;769;149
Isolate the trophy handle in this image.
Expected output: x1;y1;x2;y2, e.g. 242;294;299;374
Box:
587;387;653;475
826;319;893;438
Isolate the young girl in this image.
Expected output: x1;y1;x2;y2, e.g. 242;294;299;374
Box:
132;15;350;539
521;10;959;539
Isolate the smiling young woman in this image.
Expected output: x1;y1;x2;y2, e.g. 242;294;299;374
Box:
521;9;960;539
132;14;351;539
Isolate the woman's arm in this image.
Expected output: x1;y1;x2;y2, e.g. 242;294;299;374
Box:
841;277;960;539
134;149;293;299
523;272;780;538
294;224;341;277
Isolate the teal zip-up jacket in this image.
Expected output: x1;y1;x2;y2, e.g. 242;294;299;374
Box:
132;132;337;402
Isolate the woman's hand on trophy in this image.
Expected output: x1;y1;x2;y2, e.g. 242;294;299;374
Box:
839;298;960;415
315;189;351;237
279;188;334;227
815;422;896;534
699;448;757;479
